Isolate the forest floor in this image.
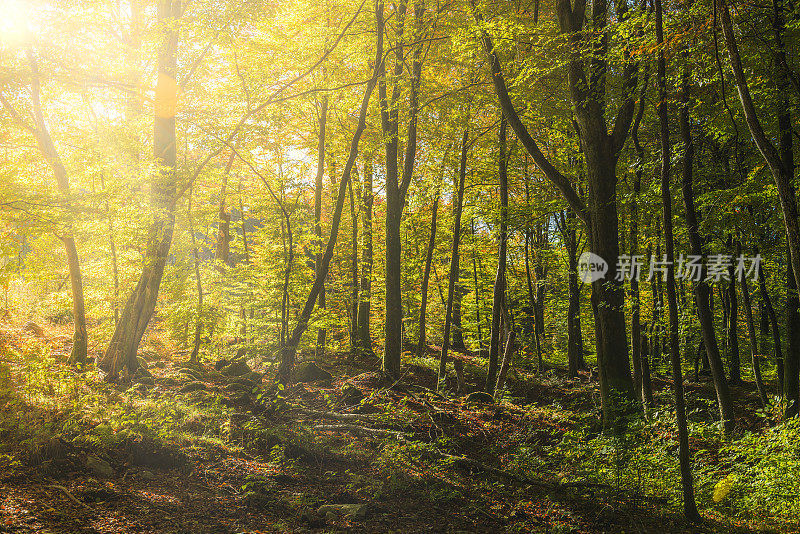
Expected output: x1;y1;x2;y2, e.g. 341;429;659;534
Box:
0;318;781;533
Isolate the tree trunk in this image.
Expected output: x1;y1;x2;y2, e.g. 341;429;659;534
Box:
473;0;638;428
738;244;769;407
416;182;440;359
718;0;800;299
357;155;374;354
216;151;235;269
349;177;359;352
558;207;586;378
11;50;89;367
486;116;508;394
654;1;701;514
471;218;483;350
495;331;517;398
727;250;741;385
99;0;181;378
438;127;468;389
630;69;648;404
277;5;381;383
787;258;800;417
314;96;328;357
188;187;203;363
382;0;425;377
678;60;735;434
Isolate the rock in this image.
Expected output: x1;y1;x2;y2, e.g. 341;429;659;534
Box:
139;469;156;481
221;360;252;377
23;321;45;337
340;383;364;404
295;361;333;383
85;455;114;478
316;503;368;520
180;381;208;393
465;391;495;404
214;358;230;371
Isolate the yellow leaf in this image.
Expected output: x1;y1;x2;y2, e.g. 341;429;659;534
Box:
713;474;736;503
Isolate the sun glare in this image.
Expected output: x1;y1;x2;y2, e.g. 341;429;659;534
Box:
0;0;30;45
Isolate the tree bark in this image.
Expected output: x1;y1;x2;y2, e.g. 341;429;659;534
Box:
416;181;440;359
787;258;800;417
276;4;381;383
438;127;469;389
738;244;769;407
655;0;701;515
726;247;741;385
486;116;508;394
495;331;517;398
314;96;328;357
2;50;90;367
718;0;800;299
471;0;638;429
99;0;181;378
357;155;374;354
382;0;425;377
188;187;203;363
678;59;735;434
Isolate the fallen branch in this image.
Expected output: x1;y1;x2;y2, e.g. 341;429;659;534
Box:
46;485;93;512
292;407;378;423
314;424;405;440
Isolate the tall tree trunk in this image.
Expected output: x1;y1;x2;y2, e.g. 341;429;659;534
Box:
495;331;517;398
655;1;700;515
277;3;381;383
382;0;425;376
787;258;800;417
314;96;328;357
564;209;585;377
471;218;483;350
727;247;741;385
678;59;735;434
718;0;800;299
486;116;508;394
349;177;359;352
99;0;181;378
2;50;90;367
416;181;441;358
473;0;638;428
438;128;469;389
357;155;374;354
739;244;769;407
188;187;203;363
630;69;648;404
216;151;235;269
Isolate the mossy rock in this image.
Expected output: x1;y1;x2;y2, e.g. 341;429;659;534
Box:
221;360;252;377
295;361;333;383
465;391;495;404
340;383;364;404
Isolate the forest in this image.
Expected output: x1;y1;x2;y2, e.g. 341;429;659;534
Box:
1;0;799;531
